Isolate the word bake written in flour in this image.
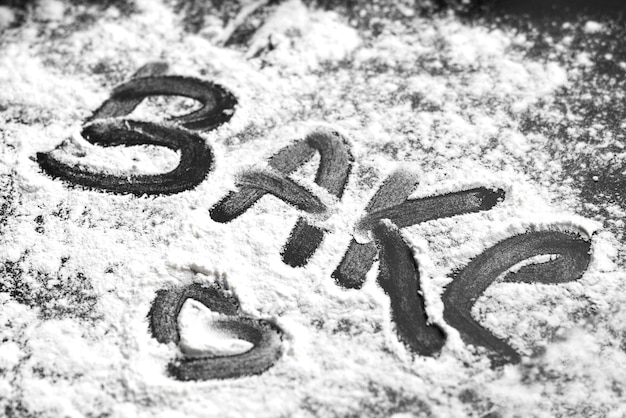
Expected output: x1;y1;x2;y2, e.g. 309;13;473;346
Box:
34;63;593;378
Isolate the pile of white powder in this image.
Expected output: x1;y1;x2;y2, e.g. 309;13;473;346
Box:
0;0;625;417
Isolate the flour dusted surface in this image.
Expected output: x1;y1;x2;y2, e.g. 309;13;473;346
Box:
0;1;625;417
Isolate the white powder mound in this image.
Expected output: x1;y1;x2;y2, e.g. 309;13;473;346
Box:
178;299;254;357
0;1;625;417
583;20;604;34
246;0;361;70
0;6;15;29
34;0;65;22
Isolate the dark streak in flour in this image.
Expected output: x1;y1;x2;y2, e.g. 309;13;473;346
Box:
333;169;505;290
373;221;446;356
148;283;284;381
281;218;326;267
237;168;328;215
89;76;237;131
443;231;591;367
281;128;353;266
209;140;318;223
333;170;420;289
331;239;379;289
37;120;214;196
211;128;353;266
357;187;504;232
36;62;236;195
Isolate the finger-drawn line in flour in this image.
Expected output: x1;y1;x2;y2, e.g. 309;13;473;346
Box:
329;169;503;357
332;169;506;290
37;120;214;196
148;283;284;381
237;168;328;215
88;75;237;131
442;230;591;367
37;62;236;195
211;128;353;267
373;221;446;356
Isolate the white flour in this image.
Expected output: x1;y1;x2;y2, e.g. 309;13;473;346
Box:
0;1;625;417
178;299;254;357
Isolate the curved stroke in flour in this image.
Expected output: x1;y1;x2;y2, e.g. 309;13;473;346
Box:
36;63;237;195
210;128;353;267
37;120;214;196
443;230;592;367
88;75;237;131
373;221;446;356
148;283;284;381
